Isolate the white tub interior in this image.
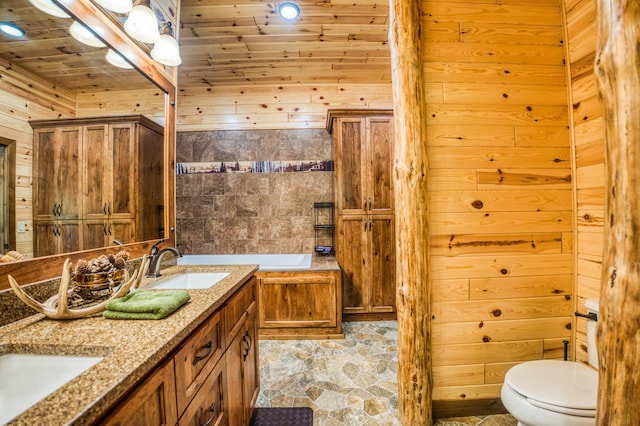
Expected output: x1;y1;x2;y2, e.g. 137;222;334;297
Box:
177;253;312;271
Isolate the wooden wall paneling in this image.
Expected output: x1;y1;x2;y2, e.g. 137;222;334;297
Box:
432;317;571;345
468;275;573;299
430;190;572;213
0;62;77;259
434;364;486;387
432;384;505;401
76;90;166;123
424;0;572;408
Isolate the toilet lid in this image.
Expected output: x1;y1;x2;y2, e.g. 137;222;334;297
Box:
505;360;598;416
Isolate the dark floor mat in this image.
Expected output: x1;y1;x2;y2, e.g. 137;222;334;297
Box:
250;407;313;426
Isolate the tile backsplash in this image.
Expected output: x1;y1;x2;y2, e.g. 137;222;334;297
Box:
176;129;333;254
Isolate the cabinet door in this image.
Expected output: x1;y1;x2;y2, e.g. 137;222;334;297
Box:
82;219;109;250
370;216;396;313
33;127;82;220
258;274;337;328
34;220;80;257
100;359;177;426
82;124;110;220
110;124;137;218
334;118;367;215
109;218;136;245
34;221;58;257
225;313;259;426
225;326;244;426
337;216;368;314
366;117;394;214
179;354;227;426
242;313;259;424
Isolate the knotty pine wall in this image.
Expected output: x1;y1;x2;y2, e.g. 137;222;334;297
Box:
423;0;574;402
0;59;76;258
76;90;166;124
564;0;604;365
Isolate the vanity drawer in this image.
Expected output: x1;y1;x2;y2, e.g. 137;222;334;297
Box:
174;310;224;414
225;277;256;341
179;355;227;426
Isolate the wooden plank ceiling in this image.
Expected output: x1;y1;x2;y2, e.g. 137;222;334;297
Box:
177;0;392;89
0;1;392;93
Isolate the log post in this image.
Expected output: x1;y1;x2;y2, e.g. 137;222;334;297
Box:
594;0;640;424
388;1;432;424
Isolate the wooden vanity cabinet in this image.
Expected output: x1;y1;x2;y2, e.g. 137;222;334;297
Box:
99;277;258;426
328;110;396;320
256;270;343;339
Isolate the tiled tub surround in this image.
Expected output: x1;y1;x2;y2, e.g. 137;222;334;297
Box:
0;264;257;425
176;129;333;254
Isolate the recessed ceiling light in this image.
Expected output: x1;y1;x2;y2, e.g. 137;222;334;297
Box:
277;2;300;20
0;22;25;38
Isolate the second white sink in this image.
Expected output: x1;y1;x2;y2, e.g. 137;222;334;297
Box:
0;353;103;424
150;272;230;290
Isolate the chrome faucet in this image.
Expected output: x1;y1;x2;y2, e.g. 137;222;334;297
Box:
147;242;181;278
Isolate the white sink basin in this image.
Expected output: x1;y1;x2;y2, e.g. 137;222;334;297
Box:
0;353;102;424
150;272;230;290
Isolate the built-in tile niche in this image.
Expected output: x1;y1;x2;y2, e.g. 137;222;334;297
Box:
175;129;333;254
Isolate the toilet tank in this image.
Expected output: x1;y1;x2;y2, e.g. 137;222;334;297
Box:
584;298;600;368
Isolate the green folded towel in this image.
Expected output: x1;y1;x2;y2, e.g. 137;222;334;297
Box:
103;290;191;320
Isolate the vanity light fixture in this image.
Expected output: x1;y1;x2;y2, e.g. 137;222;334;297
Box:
0;22;26;38
69;21;106;48
150;22;182;66
277;2;300;20
29;0;70;18
106;48;134;69
124;0;160;44
93;0;133;14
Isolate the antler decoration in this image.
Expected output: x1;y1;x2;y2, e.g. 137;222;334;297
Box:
7;255;150;320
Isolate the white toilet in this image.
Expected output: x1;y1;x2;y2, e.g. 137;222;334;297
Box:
501;298;600;426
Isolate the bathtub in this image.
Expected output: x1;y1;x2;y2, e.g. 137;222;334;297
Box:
177;253;312;271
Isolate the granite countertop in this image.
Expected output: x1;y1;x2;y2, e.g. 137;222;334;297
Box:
0;264;258;426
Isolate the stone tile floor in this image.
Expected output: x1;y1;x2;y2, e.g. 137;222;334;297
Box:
257;321;517;425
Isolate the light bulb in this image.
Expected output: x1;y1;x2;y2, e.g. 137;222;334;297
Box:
150;23;181;66
124;0;160;44
106;49;134;69
29;0;70;18
69;21;106;48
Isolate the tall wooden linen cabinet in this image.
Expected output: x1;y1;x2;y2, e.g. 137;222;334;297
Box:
327;110;396;321
30;115;164;257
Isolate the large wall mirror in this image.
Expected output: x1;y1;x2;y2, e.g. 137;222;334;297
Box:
0;0;176;287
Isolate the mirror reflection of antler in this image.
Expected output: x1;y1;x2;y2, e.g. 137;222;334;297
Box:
7;255;150;320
